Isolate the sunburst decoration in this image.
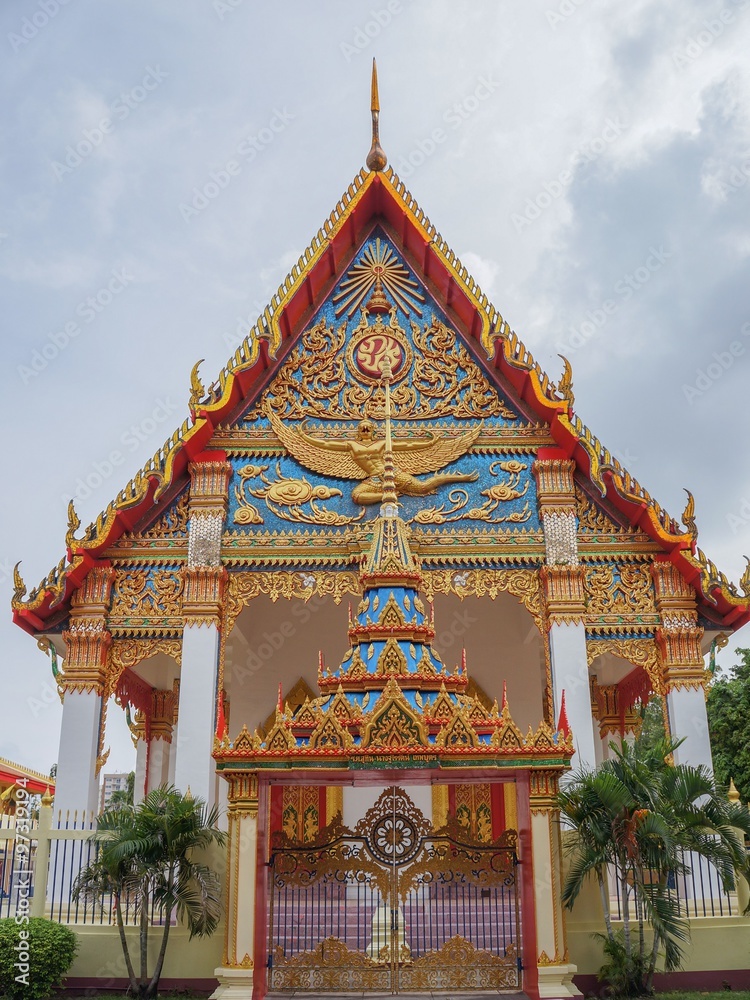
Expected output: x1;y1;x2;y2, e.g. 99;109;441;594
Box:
333;238;425;318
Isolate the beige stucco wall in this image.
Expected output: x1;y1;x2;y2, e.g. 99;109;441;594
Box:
66;922;224;985
564;874;750;975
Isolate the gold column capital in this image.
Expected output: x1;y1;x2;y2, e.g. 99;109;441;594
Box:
188;457;232;510
61;614;112;694
182;565;227;626
150;688;177;742
657;615;706;692
533;456;575;501
225;771;260;817
591;676;643;738
529;768;561;813
540;564;586;624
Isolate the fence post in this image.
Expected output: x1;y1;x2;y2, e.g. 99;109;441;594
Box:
30;789;53;918
727;779;750;913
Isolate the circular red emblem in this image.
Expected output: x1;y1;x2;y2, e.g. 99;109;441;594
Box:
354;333;405;379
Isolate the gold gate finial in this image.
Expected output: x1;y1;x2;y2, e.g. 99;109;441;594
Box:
366;58;387;172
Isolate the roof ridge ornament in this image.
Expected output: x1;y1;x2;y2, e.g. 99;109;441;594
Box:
366;58;387;172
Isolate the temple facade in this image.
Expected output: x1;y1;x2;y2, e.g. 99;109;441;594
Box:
12;73;750;1000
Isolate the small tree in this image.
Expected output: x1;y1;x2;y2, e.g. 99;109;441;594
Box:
559;738;750;996
708;647;750;801
73;786;226;998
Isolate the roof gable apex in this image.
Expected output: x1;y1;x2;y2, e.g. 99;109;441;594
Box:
12;168;750;632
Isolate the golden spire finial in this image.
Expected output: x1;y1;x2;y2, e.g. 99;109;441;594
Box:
366;58;387;172
728;778;741;804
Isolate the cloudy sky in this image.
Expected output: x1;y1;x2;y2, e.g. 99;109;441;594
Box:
2;0;750;777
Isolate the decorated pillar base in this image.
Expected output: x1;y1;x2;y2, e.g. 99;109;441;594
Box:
209;965;254;1000
218;772;259;988
537;961;582;998
530;771;579;999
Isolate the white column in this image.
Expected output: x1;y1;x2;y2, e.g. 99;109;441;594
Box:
134;737;148;804
666;686;713;770
168;735;177;786
49;689;103;908
174;623;220;805
652;563;712;772
217;775;229;831
549;622;598;772
147;737;172;791
173;458;230;809
534;456;598;774
54;690;102;819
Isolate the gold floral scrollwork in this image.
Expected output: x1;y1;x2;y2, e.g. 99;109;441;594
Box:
398;936;519;991
107;638;182;696
110;568;184;621
575;486;621;533
360;679;429;750
141;492;190;539
587;637;662;694
421;568;545;634
224;570;361;634
410;461;531;526
585;564;655;617
261;316;517;421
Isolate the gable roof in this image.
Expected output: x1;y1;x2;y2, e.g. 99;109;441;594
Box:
12;167;750;634
0;756;55;797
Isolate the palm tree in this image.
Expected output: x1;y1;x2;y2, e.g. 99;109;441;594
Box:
559;738;750;996
73;786;227;998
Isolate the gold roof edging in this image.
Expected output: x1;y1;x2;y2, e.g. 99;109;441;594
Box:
14;164;750;621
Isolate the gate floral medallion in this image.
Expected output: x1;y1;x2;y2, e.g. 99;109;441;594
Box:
268;786;521;992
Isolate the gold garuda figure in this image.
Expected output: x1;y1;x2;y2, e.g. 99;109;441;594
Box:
268;409;479;505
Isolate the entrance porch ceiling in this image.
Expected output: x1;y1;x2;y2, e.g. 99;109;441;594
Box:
225;589;544;735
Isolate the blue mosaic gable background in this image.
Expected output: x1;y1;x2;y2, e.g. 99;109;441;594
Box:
225;226;543;537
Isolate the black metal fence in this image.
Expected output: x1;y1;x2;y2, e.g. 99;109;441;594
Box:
611;849;738;920
0;811;168;926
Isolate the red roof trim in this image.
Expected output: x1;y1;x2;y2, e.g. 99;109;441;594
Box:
14;171;750;633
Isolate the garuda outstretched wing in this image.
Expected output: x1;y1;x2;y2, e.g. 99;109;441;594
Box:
268;409;367;480
395;426;481;475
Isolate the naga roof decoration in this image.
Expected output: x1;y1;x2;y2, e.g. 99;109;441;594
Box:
11;87;750;634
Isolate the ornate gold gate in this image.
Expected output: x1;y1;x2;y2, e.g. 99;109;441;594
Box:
268;786;521;992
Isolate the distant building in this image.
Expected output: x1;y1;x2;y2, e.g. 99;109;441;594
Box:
99;772;130;812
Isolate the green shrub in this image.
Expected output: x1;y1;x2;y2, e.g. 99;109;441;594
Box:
594;931;648;998
0;917;77;999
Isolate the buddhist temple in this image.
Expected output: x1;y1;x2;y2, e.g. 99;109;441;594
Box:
11;63;750;999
